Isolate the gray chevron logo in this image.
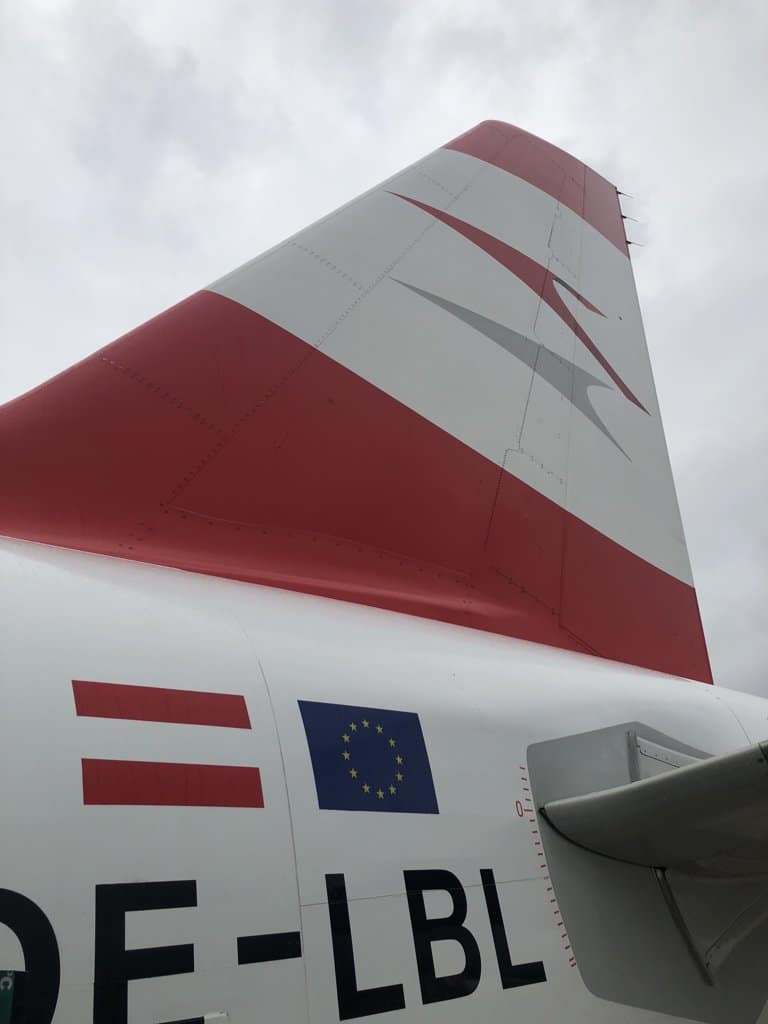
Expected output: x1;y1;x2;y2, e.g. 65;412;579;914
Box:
393;279;628;458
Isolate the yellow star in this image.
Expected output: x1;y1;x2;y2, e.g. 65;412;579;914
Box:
388;738;396;748
342;750;350;761
376;788;384;799
342;733;350;743
362;783;371;793
396;772;403;782
375;724;383;734
350;768;358;779
350;722;357;731
395;755;403;765
389;785;396;795
362;719;370;728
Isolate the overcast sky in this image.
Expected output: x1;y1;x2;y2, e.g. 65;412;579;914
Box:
1;0;766;693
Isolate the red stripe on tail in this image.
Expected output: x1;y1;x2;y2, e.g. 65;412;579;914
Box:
0;291;711;682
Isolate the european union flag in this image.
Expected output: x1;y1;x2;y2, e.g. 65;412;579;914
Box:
299;701;439;814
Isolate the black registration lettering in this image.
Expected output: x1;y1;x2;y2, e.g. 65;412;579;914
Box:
404;869;481;1004
480;868;546;988
93;880;196;1024
0;888;60;1024
325;873;405;1020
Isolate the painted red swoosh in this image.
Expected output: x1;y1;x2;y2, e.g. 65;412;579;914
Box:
391;193;648;413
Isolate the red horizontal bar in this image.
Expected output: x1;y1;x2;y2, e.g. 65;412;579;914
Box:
73;680;251;729
82;759;264;807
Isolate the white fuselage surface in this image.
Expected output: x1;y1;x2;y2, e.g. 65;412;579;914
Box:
1;537;764;1024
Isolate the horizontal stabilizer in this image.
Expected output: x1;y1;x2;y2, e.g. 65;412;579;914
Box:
542;742;768;872
531;726;768;1021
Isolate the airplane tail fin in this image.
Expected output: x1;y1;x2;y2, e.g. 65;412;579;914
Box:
0;121;711;681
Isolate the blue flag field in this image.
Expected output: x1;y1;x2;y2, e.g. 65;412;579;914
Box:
298;700;439;814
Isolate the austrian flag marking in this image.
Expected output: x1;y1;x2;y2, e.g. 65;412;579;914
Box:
72;680;263;808
72;678;252;728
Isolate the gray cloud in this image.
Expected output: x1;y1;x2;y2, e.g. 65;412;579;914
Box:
1;0;766;692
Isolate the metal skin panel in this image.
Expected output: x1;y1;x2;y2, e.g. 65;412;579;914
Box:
711;689;768;744
0;538;753;1023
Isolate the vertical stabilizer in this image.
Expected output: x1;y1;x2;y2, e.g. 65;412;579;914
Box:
0;121;711;681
